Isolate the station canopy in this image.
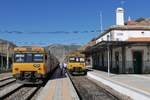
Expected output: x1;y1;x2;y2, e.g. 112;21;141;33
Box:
84;41;150;54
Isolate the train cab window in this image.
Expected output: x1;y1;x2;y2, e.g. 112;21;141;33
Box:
69;57;85;63
33;54;43;62
69;57;75;62
15;54;25;62
80;58;85;62
26;53;33;62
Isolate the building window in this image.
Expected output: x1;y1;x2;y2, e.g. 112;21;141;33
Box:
110;33;113;41
107;35;110;41
116;38;119;41
101;53;104;66
117;33;123;36
141;31;144;34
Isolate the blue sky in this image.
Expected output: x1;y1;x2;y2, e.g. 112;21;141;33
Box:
0;0;150;46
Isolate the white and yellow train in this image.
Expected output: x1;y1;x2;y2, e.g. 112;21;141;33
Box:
65;52;87;75
12;46;59;84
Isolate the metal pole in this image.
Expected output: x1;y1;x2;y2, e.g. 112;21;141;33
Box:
100;11;103;33
1;44;3;70
0;44;1;70
6;42;9;70
0;47;1;70
107;46;110;77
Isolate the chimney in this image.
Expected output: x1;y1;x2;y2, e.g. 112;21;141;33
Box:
128;16;131;21
116;7;124;25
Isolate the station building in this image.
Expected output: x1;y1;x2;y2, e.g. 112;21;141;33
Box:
0;39;16;70
84;8;150;74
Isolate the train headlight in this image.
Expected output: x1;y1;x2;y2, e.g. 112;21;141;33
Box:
15;68;19;71
38;68;41;70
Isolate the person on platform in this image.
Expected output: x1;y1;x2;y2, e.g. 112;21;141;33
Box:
59;63;63;75
63;62;67;74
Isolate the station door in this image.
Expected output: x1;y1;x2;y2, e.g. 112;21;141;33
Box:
133;51;142;74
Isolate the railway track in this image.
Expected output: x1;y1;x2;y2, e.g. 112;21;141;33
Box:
0;77;16;91
0;70;121;100
0;82;42;100
0;69;58;100
0;76;14;82
68;72;120;100
0;77;43;100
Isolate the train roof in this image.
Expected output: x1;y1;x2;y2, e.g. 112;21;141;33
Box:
66;53;85;58
14;46;45;52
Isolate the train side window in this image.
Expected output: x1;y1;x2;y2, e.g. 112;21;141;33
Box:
33;54;43;62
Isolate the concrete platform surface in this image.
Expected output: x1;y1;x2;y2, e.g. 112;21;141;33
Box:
87;70;150;100
0;72;12;80
36;69;79;100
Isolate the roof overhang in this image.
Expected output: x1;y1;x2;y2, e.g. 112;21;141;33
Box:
96;25;150;40
84;41;150;54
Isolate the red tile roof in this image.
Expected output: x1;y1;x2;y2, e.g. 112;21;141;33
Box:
128;37;150;42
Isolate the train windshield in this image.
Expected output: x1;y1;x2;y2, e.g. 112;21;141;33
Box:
33;54;43;62
15;54;25;62
69;57;85;63
14;53;44;63
26;53;33;62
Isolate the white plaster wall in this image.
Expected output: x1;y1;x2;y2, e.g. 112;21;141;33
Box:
126;46;147;61
96;32;111;43
113;30;150;41
112;47;123;72
110;46;150;73
104;51;109;67
116;11;124;25
92;54;96;66
125;46;150;73
96;30;150;43
90;56;93;68
98;53;102;67
86;56;93;68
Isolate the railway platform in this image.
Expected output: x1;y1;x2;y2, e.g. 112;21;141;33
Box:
87;69;150;100
0;72;12;81
36;68;79;100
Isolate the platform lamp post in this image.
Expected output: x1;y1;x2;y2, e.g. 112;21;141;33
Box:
107;45;110;77
0;43;2;71
6;42;9;70
0;42;4;71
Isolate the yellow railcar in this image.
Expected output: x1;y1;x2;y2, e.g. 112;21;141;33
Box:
12;46;59;84
66;53;87;75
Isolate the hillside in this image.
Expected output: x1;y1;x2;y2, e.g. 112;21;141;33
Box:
46;44;81;63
